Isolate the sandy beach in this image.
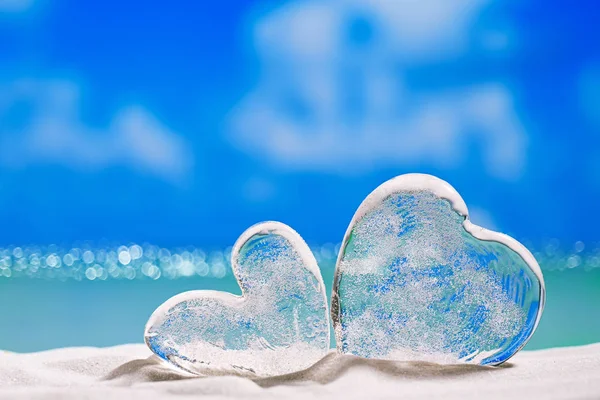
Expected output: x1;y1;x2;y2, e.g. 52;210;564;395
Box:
1;343;599;399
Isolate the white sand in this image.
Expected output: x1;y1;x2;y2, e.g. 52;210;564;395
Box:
1;343;599;399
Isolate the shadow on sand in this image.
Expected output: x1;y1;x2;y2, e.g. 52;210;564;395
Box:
104;351;512;387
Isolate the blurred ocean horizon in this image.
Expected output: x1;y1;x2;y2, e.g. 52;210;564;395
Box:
1;239;599;353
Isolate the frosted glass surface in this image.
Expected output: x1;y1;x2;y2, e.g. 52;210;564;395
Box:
145;222;330;376
332;175;544;365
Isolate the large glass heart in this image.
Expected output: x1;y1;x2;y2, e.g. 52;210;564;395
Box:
145;221;330;376
332;174;545;365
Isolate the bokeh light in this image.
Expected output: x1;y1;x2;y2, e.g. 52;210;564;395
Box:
0;240;598;281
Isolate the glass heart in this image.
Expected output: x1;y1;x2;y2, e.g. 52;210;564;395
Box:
145;221;330;376
332;174;545;365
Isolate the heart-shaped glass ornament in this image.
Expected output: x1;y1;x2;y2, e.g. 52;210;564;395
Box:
145;221;330;377
332;174;545;365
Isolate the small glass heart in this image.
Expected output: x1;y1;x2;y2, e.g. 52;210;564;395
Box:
145;221;330;377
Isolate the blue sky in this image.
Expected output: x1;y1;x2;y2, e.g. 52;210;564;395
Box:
0;0;598;247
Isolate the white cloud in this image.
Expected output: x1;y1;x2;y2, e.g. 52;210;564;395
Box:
229;0;526;180
0;0;33;12
0;79;193;184
255;0;490;64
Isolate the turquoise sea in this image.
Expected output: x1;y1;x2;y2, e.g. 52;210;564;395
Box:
1;243;599;353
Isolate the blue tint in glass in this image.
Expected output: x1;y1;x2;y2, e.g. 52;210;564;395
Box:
145;222;330;376
332;174;545;365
